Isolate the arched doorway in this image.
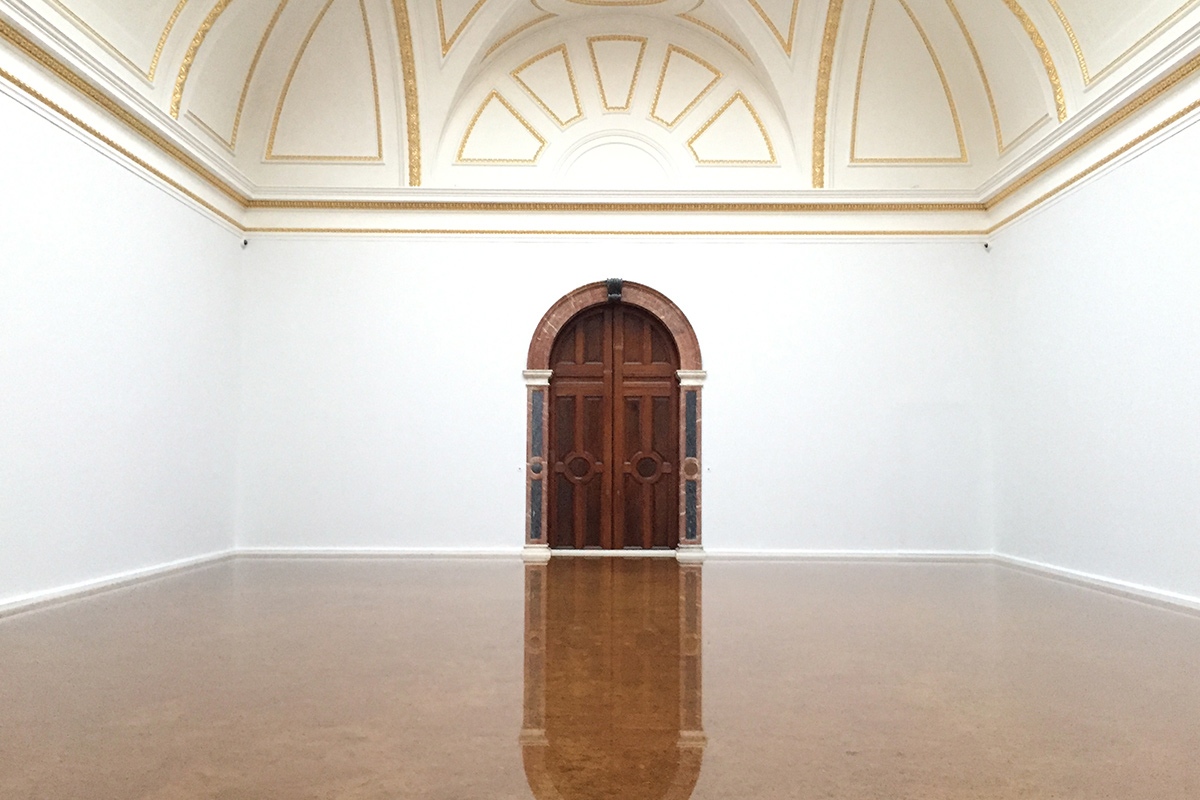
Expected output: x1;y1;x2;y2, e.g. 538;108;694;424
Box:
524;281;705;557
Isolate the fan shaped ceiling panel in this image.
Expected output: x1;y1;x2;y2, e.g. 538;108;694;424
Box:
3;0;1199;225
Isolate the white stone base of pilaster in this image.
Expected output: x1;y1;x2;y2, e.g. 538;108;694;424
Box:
522;544;553;562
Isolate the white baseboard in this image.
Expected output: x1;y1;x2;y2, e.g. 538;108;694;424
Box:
703;549;992;562
235;546;525;559
993;554;1200;614
0;550;235;618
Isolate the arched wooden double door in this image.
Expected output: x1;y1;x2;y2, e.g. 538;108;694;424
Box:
549;304;681;550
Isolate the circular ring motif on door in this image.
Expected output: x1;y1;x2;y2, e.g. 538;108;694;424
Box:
560;451;599;484
629;451;665;484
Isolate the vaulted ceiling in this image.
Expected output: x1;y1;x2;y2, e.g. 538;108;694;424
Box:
2;0;1199;228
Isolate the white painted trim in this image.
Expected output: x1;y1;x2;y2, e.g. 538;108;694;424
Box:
0;550;235;618
235;547;524;559
522;544;552;562
993;555;1200;615
703;549;992;562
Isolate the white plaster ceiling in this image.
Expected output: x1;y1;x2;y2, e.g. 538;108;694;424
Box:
7;0;1200;194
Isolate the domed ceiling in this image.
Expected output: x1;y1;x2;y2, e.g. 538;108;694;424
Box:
2;0;1199;231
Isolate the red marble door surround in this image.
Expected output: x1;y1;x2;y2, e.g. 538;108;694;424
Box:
525;282;705;559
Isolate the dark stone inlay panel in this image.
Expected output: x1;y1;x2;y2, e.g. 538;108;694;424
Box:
685;480;698;541
531;390;545;459
530;480;544;542
685;391;697;459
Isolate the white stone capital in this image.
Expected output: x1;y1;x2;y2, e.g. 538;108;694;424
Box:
522;543;553;562
675;544;706;563
676;370;707;387
523;370;553;387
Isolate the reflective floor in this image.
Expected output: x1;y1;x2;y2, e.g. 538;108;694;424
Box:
2;558;1200;799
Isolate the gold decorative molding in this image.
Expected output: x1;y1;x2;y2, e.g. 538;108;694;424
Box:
587;35;647;111
944;0;1004;154
0;15;246;207
677;13;751;61
171;0;235;119
986;49;1200;207
649;45;721;129
43;0;190;83
850;0;967;164
511;44;583;127
485;12;556;59
812;0;845;188
246;227;986;236
1000;0;1067;123
265;0;384;162
187;0;290;150
244;198;982;212
437;0;489;57
1046;0;1198;87
456;90;547;163
686;91;776;164
390;0;421;186
0;60;241;228
746;0;800;57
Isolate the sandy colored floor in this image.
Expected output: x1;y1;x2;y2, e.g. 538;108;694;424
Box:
1;557;1199;799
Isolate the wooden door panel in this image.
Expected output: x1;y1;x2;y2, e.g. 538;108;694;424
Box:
549;304;679;550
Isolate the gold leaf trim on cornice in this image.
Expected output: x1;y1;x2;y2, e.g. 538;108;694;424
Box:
812;0;845;188
986;49;1200;208
245;227;986;237
1046;0;1198;88
172;0;235;119
511;45;583;128
686;91;776;165
945;0;1004;154
1000;0;1066;123
850;0;967;164
391;0;421;186
677;13;751;62
266;0;384;162
43;0;190;83
746;0;800;57
0;63;241;228
0;16;245;208
245;199;983;212
649;45;722;130
437;0;489;57
456;91;548;164
485;12;556;59
588;35;647;111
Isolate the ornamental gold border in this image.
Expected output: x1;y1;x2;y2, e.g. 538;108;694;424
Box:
812;0;845;188
485;11;556;59
850;0;967;165
390;0;421;186
649;44;722;130
511;44;583;128
1000;0;1067;123
2;13;1199;236
43;0;189;83
587;34;646;111
686;91;776;165
171;0;234;118
436;0;488;57
945;0;1004;154
746;0;800;57
677;13;751;62
456;90;547;163
1047;0;1198;88
265;0;384;162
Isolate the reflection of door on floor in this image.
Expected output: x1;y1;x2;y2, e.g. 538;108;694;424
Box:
548;304;681;550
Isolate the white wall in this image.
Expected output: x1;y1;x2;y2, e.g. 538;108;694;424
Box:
991;118;1200;601
236;237;993;554
0;90;242;608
